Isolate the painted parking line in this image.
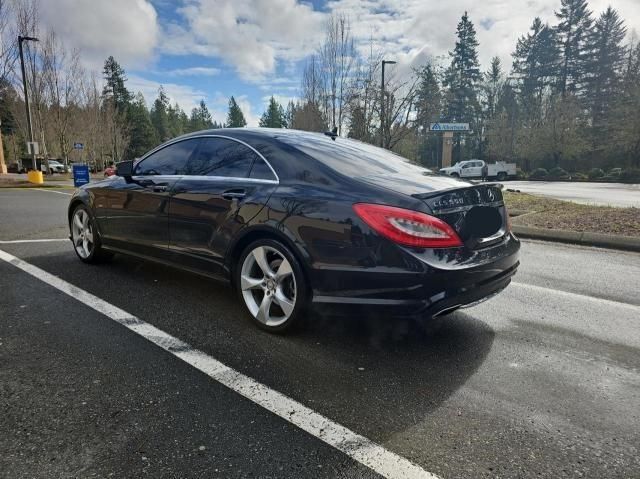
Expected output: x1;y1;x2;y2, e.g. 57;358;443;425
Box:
0;247;440;479
511;281;640;312
32;188;73;196
0;239;68;244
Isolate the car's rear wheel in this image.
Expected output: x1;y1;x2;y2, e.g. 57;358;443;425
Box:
71;205;112;263
235;239;308;333
450;172;459;178
496;171;507;181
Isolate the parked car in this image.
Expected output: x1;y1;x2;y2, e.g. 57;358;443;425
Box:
67;129;520;333
41;159;65;175
7;162;23;173
439;160;516;181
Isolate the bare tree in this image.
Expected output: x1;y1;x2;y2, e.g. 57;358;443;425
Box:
318;13;355;135
42;30;82;165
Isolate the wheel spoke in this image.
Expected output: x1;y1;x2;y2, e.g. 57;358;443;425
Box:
275;258;292;281
82;238;90;257
74;214;83;230
252;247;274;277
256;293;273;324
82;211;89;228
241;274;263;291
274;288;294;317
85;228;94;243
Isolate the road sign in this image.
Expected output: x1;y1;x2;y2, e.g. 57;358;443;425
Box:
26;141;39;155
430;123;470;132
73;142;84;150
72;164;90;187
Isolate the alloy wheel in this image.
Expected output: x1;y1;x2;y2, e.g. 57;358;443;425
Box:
71;208;94;259
240;245;297;327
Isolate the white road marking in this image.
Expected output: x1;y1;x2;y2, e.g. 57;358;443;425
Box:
0;239;68;244
0;248;440;479
511;281;640;312
32;188;73;195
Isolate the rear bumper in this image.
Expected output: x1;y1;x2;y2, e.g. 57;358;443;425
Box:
310;233;520;319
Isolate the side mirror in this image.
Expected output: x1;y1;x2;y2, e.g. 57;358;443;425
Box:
116;160;133;177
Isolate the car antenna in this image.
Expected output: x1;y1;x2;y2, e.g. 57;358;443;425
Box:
324;127;338;141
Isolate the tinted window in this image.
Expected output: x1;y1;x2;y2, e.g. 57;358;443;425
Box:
249;158;276;180
135;139;198;175
278;133;433;178
185;138;253;177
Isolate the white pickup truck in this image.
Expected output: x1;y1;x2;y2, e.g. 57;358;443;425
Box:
439;160;516;181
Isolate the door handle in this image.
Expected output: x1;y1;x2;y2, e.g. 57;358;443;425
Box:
151;184;168;192
222;189;246;200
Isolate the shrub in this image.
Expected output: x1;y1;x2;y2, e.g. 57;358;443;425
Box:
548;166;570;179
572;172;588;180
588;168;605;180
529;168;548;179
620;168;640;184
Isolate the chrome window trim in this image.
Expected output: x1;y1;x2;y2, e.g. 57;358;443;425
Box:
179;175;278;185
128;174;277;186
137;133;279;183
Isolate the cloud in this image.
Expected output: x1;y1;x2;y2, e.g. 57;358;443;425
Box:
160;67;221;77
128;74;207;112
40;0;159;70
327;0;640;73
161;0;324;82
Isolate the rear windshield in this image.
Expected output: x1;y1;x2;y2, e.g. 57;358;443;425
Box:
277;133;433;178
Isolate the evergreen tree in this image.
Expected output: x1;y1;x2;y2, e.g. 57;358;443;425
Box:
414;64;442;166
259;96;286;128
150;86;170;142
512;18;559;105
483;57;503;118
284;101;296;128
584;7;626;132
555;0;593;96
443;12;481;160
610;42;640;167
102;56;131;113
167;102;187;138
189;100;214;131
226;96;247;127
125;92;157;160
444;12;481;122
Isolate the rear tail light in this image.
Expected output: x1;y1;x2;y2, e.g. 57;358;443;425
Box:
353;203;462;248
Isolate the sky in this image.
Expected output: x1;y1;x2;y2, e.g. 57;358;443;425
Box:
40;0;640;126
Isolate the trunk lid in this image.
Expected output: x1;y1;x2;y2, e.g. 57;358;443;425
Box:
359;174;508;249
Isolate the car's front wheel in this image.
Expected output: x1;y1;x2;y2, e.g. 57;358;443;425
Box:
235;239;308;333
70;205;112;263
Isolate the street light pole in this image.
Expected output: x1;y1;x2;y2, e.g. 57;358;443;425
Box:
18;35;39;171
380;60;396;148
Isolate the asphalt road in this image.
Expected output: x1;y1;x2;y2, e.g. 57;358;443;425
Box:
1;188;639;478
505;181;640;207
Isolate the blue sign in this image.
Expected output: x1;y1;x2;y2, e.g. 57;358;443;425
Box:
72;164;90;187
73;142;84;150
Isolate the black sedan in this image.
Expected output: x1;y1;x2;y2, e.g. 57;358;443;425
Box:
67;128;519;332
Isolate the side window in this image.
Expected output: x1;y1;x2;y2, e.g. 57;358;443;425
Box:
249;158;276;180
185;138;253;177
134;139;199;175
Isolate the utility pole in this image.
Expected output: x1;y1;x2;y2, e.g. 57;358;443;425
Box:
380;60;396;148
18;35;39;171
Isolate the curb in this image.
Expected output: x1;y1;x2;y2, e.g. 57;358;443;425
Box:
512;225;640;253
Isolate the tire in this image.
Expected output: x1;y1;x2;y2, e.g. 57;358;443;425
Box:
70;204;113;264
496;172;507;181
235;238;308;333
450;172;459;178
